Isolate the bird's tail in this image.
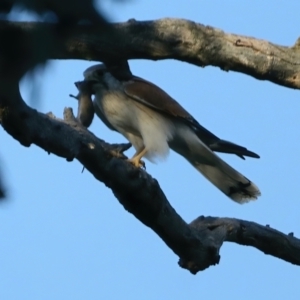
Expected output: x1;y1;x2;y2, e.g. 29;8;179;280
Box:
190;159;260;203
170;125;261;203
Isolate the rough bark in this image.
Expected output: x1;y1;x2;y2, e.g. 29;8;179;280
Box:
0;82;299;274
1;18;300;89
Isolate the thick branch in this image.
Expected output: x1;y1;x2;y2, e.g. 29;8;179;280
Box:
188;217;300;269
1;84;299;274
1;19;300;88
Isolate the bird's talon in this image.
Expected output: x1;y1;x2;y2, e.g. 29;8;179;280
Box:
127;158;146;169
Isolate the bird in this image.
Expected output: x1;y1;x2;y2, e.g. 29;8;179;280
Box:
82;61;261;203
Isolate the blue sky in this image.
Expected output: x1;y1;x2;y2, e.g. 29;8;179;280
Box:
1;1;300;299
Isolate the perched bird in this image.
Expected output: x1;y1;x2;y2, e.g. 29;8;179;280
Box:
83;61;261;203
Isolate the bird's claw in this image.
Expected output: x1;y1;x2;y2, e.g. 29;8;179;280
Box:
127;158;146;169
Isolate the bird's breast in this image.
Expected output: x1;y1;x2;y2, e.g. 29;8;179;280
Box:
94;90;140;135
94;89;176;161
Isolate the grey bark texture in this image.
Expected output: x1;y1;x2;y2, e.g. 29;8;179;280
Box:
1;18;300;88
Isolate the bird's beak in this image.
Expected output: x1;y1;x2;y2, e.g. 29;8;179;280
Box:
74;81;80;88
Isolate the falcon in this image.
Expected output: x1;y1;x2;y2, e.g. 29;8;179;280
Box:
82;61;261;203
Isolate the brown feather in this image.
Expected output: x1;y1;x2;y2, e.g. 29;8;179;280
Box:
124;77;194;121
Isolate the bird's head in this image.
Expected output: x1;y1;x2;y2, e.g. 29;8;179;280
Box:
83;61;133;95
83;64;111;93
83;63;107;82
83;61;133;89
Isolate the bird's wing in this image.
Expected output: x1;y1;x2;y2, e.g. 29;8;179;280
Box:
124;76;196;124
208;139;259;159
124;77;259;159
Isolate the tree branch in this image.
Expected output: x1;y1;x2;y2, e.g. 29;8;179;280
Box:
1;83;299;274
1;18;300;89
187;216;300;271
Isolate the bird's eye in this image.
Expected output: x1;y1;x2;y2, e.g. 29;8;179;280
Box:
96;69;104;77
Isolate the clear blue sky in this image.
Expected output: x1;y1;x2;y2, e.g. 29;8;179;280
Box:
1;1;300;299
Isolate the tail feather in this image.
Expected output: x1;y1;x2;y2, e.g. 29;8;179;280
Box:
192;161;260;203
170;125;261;203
